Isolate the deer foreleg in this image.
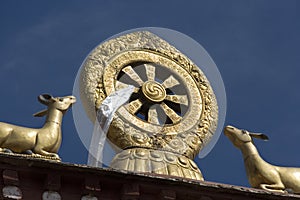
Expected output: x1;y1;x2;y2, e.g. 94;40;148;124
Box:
259;183;286;193
33;147;60;159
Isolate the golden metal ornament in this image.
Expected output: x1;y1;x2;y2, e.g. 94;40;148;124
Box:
224;125;300;194
79;31;219;180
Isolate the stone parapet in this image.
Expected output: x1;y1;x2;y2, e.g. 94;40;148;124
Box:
0;154;299;200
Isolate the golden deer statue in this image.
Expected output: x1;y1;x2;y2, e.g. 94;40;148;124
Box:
0;94;76;160
224;125;300;194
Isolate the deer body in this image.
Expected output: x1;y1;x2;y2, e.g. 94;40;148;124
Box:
0;94;76;159
225;125;300;193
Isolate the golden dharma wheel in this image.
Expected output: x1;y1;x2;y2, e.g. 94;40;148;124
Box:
79;30;218;180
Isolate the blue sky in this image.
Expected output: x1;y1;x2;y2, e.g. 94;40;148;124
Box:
1;0;300;187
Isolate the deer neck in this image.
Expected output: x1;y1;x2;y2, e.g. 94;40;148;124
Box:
45;108;64;127
240;142;261;162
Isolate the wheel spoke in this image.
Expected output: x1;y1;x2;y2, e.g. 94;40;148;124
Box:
162;75;180;89
116;81;139;93
160;102;182;123
115;81;129;90
144;64;155;81
126;99;143;114
165;94;188;106
148;106;160;125
122;65;144;86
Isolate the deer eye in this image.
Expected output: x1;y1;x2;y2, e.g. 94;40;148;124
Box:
59;98;64;102
241;130;247;134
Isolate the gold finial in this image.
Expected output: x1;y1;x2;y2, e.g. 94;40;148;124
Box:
79;31;219;180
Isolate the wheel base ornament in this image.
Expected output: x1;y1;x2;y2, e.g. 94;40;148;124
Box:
76;29;223;180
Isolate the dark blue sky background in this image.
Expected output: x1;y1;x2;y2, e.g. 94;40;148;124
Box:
1;0;300;188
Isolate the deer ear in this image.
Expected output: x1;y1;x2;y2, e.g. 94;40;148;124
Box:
249;132;269;141
33;109;48;117
38;94;54;105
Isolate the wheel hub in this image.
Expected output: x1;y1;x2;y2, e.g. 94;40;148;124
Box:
142;81;166;103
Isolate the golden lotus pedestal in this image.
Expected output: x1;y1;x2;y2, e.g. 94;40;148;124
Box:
111;148;203;180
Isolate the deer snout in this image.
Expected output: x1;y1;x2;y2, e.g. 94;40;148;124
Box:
65;96;76;104
224;125;236;135
70;96;76;103
224;125;241;143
